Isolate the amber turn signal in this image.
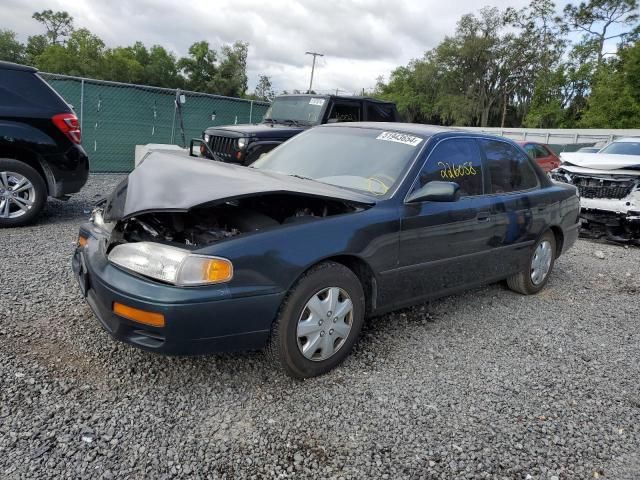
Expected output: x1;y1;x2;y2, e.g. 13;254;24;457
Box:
78;235;88;248
113;302;165;328
202;258;233;283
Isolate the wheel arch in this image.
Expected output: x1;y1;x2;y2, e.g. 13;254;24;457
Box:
548;225;565;258
287;254;378;318
0;145;54;195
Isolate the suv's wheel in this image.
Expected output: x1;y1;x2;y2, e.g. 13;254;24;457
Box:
506;230;556;295
268;261;365;378
0;159;47;228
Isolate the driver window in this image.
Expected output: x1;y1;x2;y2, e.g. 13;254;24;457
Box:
415;138;484;197
328;103;362;123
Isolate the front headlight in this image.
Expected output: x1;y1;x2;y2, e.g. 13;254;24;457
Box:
237;137;248;149
108;242;233;286
204;134;210;143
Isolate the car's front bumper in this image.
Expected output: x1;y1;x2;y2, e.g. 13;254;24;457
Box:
72;225;284;355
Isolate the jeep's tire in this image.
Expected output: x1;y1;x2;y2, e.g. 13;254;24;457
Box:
0;158;47;228
268;261;365;379
507;230;556;295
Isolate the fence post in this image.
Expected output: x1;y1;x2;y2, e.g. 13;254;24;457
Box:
79;79;85;132
249;100;254;123
170;88;177;144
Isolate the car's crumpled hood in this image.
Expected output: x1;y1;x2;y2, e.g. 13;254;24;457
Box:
103;151;375;222
560;152;640;170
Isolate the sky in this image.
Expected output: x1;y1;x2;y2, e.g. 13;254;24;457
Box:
0;0;625;94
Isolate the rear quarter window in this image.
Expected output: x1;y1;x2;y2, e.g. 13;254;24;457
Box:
0;71;70;114
367;103;395;122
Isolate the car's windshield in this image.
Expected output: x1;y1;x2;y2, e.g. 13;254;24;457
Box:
599;141;640;156
263;96;325;125
251;127;426;197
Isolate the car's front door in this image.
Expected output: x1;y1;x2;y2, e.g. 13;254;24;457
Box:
386;137;497;307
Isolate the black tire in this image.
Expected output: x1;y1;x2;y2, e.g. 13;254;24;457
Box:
268;261;366;379
0;158;47;228
506;230;556;295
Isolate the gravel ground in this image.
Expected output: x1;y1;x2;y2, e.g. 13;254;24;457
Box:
1;174;639;479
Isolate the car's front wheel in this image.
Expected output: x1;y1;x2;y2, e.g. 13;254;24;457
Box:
268;261;365;378
0;159;47;228
506;230;556;295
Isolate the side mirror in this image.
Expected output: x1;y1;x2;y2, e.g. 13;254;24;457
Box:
406;181;460;203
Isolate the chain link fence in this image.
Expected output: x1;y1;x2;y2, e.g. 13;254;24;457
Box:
40;73;270;172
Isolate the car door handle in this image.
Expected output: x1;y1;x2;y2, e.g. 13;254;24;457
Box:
477;211;491;222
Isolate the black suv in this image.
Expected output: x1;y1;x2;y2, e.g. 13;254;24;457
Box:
200;94;400;165
0;61;89;227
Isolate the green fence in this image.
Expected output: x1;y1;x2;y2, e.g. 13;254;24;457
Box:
40;73;270;172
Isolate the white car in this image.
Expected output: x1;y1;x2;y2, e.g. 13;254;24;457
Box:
553;137;640;244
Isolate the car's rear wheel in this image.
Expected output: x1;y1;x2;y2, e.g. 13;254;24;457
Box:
506;230;556;295
268;261;365;378
0;159;47;228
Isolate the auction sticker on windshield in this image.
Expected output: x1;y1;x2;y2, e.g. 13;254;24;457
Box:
309;98;325;106
376;131;423;147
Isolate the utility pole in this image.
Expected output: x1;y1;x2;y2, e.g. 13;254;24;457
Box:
305;51;324;93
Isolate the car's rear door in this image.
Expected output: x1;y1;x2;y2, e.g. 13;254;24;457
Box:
479;138;548;276
387;137;497;306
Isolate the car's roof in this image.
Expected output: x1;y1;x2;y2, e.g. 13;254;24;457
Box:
518;141;547;146
0;61;37;73
319;121;456;137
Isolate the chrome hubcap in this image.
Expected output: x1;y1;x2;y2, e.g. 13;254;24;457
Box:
296;286;353;362
0;171;36;219
531;240;553;285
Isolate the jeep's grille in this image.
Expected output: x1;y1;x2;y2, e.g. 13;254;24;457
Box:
207;136;236;160
573;177;635;199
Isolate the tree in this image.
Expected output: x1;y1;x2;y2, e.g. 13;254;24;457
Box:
580;40;640;127
0;30;25;63
32;9;74;45
504;0;567;125
209;41;248;97
100;47;144;83
563;0;639;64
178;40;249;96
254;74;275;101
427;7;532;127
145;45;181;88
25;35;48;65
177;41;217;91
36;28;105;77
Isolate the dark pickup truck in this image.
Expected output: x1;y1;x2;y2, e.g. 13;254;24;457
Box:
199;94;400;165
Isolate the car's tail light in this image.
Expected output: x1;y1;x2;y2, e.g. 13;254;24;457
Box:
52;113;82;144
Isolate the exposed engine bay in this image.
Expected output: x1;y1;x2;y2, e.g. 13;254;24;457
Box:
108;193;362;248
